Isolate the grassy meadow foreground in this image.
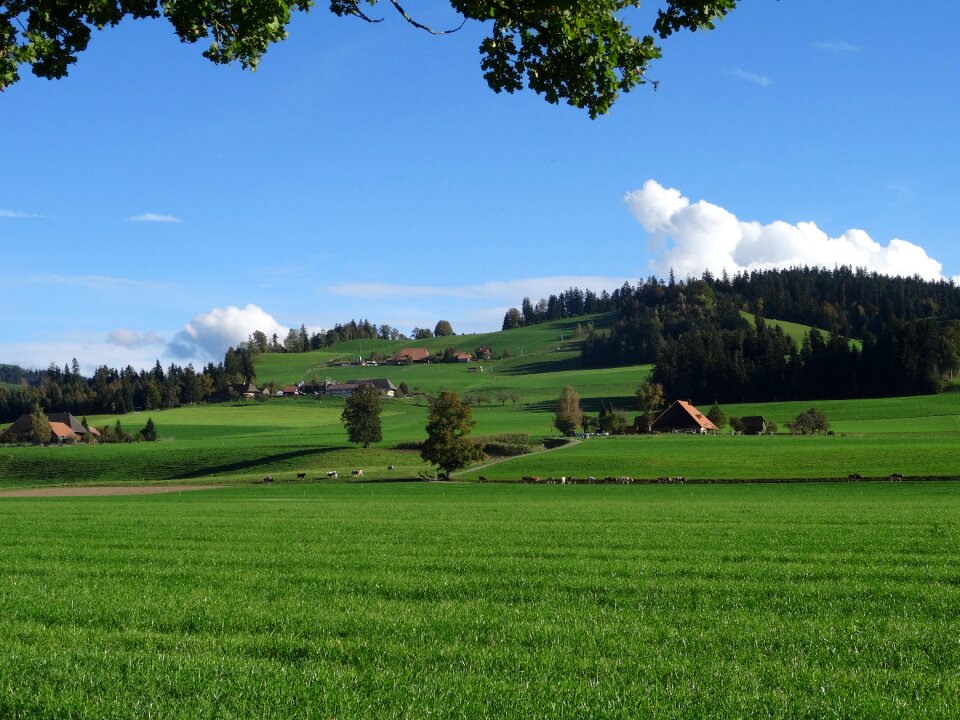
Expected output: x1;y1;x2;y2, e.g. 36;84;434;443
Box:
1;482;958;718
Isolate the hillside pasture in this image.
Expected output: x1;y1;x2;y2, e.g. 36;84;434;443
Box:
1;482;958;718
3;386;959;487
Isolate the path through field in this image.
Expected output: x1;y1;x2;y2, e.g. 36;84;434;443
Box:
454;437;581;478
0;485;222;498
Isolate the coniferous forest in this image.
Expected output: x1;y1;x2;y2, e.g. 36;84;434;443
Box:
504;266;960;403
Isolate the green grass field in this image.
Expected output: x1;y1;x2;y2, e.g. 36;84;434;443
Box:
2;387;958;487
2;482;958;718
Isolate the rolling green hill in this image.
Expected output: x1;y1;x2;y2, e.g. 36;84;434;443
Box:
2;315;958;486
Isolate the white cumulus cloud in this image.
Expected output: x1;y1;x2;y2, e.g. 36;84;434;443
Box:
625;180;946;281
167;304;287;359
129;213;182;223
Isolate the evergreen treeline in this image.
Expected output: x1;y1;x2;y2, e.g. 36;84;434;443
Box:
0;363;43;385
502;287;620;329
505;267;960;402
0;353;256;424
245;319;407;355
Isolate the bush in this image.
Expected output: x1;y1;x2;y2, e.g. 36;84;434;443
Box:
392;440;423;451
482;443;535;457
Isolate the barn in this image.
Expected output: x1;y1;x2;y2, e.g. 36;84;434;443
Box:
650;400;718;434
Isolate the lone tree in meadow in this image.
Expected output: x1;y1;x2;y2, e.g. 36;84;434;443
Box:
434;320;454;337
421;390;485;477
554;385;583;435
140;417;158;442
341;383;383;448
789;407;830;435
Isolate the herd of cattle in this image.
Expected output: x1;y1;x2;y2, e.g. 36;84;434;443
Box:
517;475;687;484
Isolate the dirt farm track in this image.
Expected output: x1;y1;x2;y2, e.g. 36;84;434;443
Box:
0;485;221;498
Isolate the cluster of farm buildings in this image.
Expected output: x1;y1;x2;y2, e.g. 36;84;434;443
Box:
625;400;767;436
219;377;401;401
1;412;100;444
330;345;495;367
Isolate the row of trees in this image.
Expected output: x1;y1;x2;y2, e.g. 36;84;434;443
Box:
244;319;409;355
0;356;252;424
242;319;458;355
341;386;483;477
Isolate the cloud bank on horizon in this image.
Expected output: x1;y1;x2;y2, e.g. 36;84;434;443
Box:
167;304;288;359
625;180;950;282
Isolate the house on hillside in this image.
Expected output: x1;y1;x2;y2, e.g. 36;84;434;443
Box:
325;383;360;398
453;351;472;363
349;379;400;397
741;416;767;435
650;400;718;434
475;345;494;360
280;385;300;396
388;348;432;365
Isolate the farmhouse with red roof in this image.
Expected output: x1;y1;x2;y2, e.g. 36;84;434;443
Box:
650;400;718;434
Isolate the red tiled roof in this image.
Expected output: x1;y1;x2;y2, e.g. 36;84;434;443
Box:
48;422;79;439
675;400;719;431
395;348;431;362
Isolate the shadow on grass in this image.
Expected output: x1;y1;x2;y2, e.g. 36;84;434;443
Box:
523;396;638;414
499;356;584;376
180;447;336;478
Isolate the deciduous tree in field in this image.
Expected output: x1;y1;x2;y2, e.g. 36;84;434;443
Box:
0;1;738;116
554;385;583;435
434;320;454;337
28;403;50;445
421;391;484;477
598;404;628;435
789;407;830;435
341;383;383;449
634;380;664;432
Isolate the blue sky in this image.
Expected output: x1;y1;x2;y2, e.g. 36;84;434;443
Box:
2;1;958;372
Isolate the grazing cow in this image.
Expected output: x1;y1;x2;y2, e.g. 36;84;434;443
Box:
848;473;862;481
263;475;274;483
327;470;338;478
296;472;306;480
478;476;488;483
352;469;363;477
387;465;394;470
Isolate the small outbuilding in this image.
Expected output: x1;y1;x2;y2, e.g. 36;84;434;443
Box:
741;416;767;435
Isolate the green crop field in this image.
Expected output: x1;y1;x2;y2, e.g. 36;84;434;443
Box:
2;481;958;718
